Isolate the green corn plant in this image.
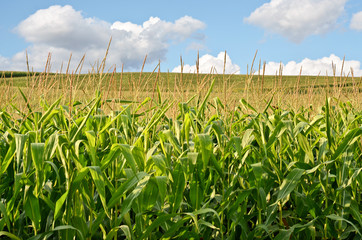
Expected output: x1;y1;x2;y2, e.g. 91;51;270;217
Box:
0;87;361;239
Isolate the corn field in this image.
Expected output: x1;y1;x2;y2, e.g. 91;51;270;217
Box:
0;84;361;239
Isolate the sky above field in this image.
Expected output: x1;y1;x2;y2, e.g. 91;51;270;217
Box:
1;0;362;76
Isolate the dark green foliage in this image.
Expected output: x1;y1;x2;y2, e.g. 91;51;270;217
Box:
0;91;361;239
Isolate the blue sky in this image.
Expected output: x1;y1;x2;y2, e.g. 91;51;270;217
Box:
1;0;362;75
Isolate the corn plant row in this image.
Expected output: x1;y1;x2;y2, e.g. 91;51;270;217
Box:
0;86;361;239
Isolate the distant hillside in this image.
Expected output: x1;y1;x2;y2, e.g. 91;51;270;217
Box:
1;71;40;78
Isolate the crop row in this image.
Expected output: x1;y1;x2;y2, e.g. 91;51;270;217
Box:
0;87;361;239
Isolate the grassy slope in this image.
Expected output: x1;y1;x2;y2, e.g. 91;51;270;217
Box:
2;70;361;90
1;70;361;114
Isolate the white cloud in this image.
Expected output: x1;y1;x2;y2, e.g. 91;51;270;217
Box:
16;5;110;51
262;54;362;76
172;52;240;74
4;5;205;71
0;52;29;71
350;11;362;31
0;55;10;70
245;0;347;43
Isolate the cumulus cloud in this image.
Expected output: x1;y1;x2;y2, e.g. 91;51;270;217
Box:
350;11;362;31
0;52;30;71
16;5;110;51
0;55;10;70
4;5;205;71
172;52;240;74
262;54;362;76
245;0;347;43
